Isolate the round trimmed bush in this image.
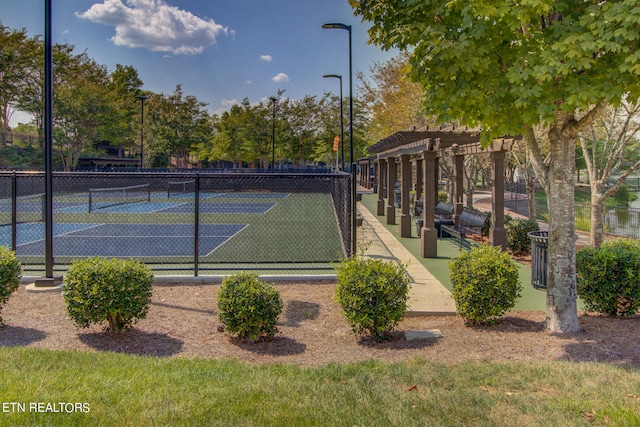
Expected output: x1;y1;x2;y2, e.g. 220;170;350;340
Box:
217;272;283;342
449;245;521;326
63;257;153;333
506;218;540;254
334;256;410;342
577;239;640;317
0;246;22;326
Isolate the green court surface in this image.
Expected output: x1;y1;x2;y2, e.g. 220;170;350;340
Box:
8;191;345;272
360;193;548;311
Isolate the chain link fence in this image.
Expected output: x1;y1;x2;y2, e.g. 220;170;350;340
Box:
0;171;353;275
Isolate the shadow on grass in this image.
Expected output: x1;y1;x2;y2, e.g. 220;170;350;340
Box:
78;330;184;357
233;336;307;356
0;326;47;347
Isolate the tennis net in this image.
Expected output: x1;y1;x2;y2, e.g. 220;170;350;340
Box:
167;180;196;198
88;184;151;212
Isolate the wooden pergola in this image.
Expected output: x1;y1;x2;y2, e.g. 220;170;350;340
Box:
362;125;520;258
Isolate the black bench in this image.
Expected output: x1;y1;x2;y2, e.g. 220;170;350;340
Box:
434;202;455;237
413;199;454;218
441;208;489;249
414;200;456;236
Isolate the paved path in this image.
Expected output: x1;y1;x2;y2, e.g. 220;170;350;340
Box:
357;203;456;316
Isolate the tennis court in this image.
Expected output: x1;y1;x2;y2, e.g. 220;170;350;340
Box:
0;171;353;273
2;223;246;257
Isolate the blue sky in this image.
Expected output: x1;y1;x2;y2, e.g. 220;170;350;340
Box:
1;0;397;126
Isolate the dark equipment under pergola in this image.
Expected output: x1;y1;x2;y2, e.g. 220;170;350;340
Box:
360;125;521;258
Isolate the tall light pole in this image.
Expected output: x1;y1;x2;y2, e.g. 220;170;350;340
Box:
37;0;56;286
323;22;356;256
269;96;278;171
136;95;148;169
322;23;353;171
323;74;344;171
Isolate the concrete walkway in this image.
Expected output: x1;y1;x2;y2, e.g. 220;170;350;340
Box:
357;203;456;316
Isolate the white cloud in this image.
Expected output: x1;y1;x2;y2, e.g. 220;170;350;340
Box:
260;54;272;62
272;73;289;83
220;98;239;108
76;0;230;55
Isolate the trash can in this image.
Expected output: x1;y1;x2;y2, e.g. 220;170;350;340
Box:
528;230;548;290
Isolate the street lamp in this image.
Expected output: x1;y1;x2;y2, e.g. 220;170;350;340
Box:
136;95;148;169
322;23;353;171
269;96;278;171
323;22;356;255
323;74;344;171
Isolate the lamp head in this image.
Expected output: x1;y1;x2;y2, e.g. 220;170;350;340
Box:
322;23;351;31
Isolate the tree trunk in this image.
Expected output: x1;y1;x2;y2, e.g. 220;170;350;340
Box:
525;173;537;220
544;121;580;333
590;187;606;248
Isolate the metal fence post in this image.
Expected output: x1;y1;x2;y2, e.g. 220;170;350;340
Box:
351;163;357;256
194;173;200;277
11;171;17;252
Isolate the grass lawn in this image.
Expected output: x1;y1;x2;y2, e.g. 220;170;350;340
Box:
0;347;638;426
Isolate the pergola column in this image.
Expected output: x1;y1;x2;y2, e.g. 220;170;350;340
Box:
399;154;411;237
414;158;423;215
421;149;438;258
491;150;507;249
386;158;397;224
453;151;465;222
377;158;386;215
373;161;378;193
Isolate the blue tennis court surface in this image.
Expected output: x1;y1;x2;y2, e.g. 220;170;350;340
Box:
52;201;276;214
1;192;287;214
2;223;246;257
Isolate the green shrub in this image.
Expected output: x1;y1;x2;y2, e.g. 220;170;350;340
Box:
449;245;521;326
217;272;283;342
438;192;449;203
0;247;22;326
63;257;153;333
576;239;640;317
506;218;540;254
334;256;410;342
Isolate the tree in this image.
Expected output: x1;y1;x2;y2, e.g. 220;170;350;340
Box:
53;50;119;170
0;25;40;146
314;92;345;168
579;99;640;247
109;64;144;158
205;104;250;168
357;52;434;142
350;0;640;333
278;96;322;168
148;85;213;168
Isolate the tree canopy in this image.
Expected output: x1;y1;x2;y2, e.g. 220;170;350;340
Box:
350;0;640;137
